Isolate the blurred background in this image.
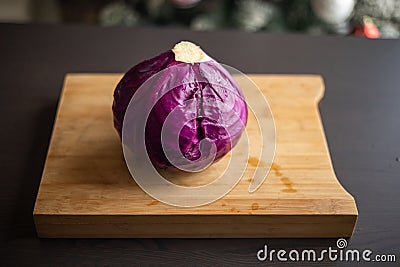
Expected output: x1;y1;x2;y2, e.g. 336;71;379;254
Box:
1;0;399;38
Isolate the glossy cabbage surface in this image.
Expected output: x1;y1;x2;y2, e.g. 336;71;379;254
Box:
112;50;248;168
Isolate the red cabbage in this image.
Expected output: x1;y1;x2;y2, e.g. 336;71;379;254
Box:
112;41;248;169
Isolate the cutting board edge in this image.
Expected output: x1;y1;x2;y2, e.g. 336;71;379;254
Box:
34;213;357;238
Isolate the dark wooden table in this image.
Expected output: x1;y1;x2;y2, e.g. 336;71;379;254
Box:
1;23;399;266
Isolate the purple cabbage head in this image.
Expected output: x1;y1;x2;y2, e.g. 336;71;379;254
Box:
112;41;248;169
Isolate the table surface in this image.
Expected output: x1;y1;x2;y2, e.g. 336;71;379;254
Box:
1;23;399;266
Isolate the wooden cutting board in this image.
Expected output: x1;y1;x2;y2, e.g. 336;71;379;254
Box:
33;74;358;238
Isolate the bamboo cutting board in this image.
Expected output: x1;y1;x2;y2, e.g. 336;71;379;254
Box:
33;74;358;238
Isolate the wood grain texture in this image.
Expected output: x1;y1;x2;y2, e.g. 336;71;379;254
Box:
33;73;358;238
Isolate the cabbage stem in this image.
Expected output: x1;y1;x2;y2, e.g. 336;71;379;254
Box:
172;41;210;63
